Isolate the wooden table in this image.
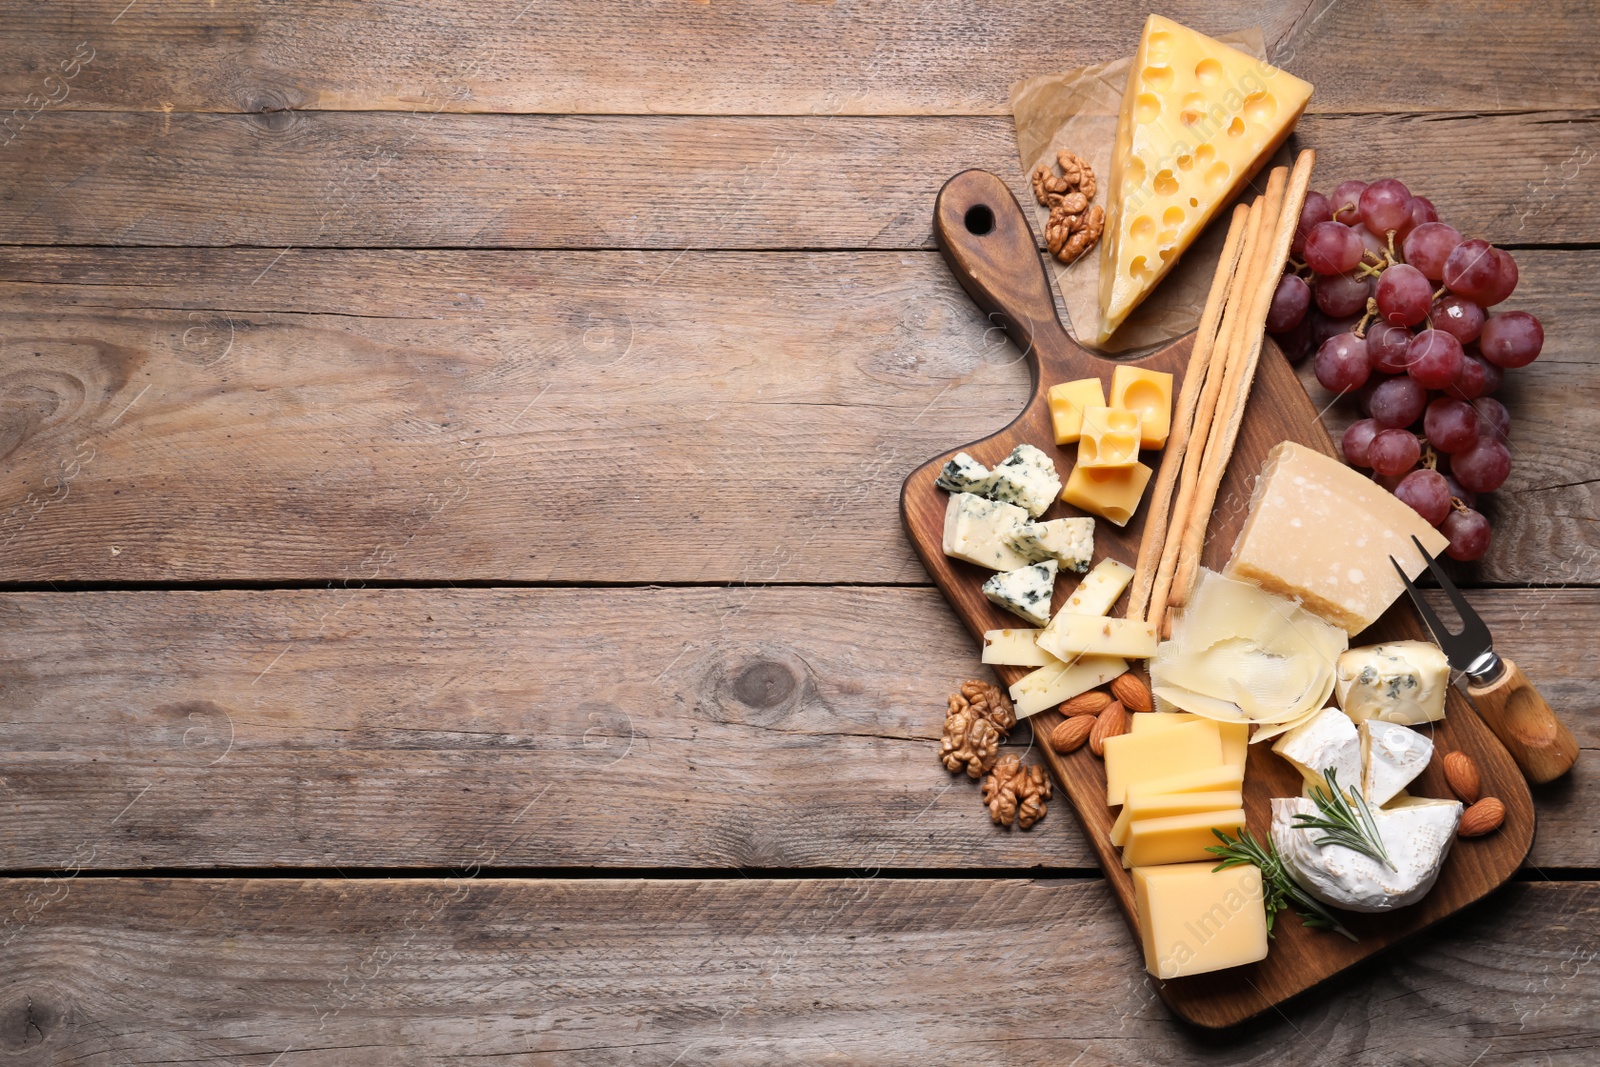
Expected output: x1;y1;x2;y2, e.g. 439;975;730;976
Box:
1;3;1596;1061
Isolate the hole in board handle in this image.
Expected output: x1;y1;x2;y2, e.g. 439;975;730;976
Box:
964;204;995;235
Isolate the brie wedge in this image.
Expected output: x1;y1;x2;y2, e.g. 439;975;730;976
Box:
1271;795;1461;912
1361;721;1434;807
1272;707;1361;794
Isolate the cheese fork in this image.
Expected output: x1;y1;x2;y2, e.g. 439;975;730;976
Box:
1392;535;1579;784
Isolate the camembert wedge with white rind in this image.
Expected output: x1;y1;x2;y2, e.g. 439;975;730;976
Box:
1093;16;1313;346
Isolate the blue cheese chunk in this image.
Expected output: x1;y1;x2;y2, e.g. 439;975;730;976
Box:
1335;641;1449;725
1008;516;1095;571
941;493;1034;571
935;451;996;494
987;444;1062;518
982;560;1058;626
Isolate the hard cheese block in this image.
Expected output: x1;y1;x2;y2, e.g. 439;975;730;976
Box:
1123;807;1246;867
981;628;1054;667
1131;711;1247;768
1110;366;1173;449
1093;16;1313;346
1077;407;1143;469
1133;862;1269;979
1226;442;1449;635
1048;378;1106;444
1110;789;1244;847
1103;718;1224;806
1062;461;1153;527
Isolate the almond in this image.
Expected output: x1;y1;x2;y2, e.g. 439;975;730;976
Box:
1110;673;1153;713
1441;751;1481;805
1089;700;1129;758
1049;714;1094;755
1059;690;1113;717
1459;796;1505;838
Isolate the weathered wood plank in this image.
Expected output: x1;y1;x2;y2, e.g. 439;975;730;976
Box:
0;112;1594;248
3;1;1597;115
1;248;1593;584
0;876;1596;1060
0;587;1594;871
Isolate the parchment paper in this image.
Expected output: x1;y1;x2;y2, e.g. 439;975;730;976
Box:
1010;29;1267;354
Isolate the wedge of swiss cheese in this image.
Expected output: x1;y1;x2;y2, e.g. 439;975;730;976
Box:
1093;16;1313;346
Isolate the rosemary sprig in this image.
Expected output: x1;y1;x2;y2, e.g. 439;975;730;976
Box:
1208;827;1358;943
1293;768;1395;871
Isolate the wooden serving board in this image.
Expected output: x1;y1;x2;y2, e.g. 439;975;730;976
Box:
902;170;1535;1030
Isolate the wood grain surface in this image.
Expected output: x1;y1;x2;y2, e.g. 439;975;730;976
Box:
1;877;1597;1064
1;248;1593;584
3;1;1597;114
1;586;1592;873
0;113;1594;247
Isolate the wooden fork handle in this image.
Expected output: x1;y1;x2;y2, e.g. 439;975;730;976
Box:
1466;656;1579;784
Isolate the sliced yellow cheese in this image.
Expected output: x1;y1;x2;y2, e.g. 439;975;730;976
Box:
1110;788;1243;847
1077;406;1143;469
1093;16;1314;346
1132;712;1248;767
1124;764;1246;807
1225;442;1451;635
1123;807;1246;867
1061;557;1135;616
1062;461;1153;527
981;628;1056;667
1007;655;1129;719
1110;366;1174;449
1048;378;1106;444
1037;614;1159;661
1134;862;1269;979
1130;711;1199;733
1103;718;1223;806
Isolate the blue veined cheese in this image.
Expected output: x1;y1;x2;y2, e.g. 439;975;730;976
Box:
987;444;1062;518
1008;516;1095;572
1335;641;1450;725
941;493;1033;571
982;560;1058;626
935;451;996;494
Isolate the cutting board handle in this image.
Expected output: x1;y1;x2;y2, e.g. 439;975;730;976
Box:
1467;656;1580;784
933;169;1100;389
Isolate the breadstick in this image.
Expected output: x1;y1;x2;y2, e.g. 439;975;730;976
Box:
1146;196;1266;635
1128;203;1250;623
1168;152;1317;608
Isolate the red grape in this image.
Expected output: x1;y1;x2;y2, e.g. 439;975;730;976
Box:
1453;438;1511;492
1443;239;1507;304
1473;397;1511;443
1359;178;1412;234
1401;222;1463;281
1482;248;1519;306
1305;222;1364;275
1441;507;1492;561
1293;191;1333;256
1366;322;1414;375
1369;428;1422;476
1406;329;1464;389
1477;354;1504;396
1315;270;1373;317
1446;352;1491;400
1272;314;1316;363
1314;331;1371;392
1479;310;1543;368
1375;263;1432;326
1368;375;1428;428
1372;469;1412;492
1396;196;1437;240
1266;274;1312;332
1443;473;1478;510
1424;397;1479;453
1354;224;1388;264
1394;468;1452;526
1342;418;1381;467
1331;180;1366;225
1312;312;1360;350
1430;294;1485;344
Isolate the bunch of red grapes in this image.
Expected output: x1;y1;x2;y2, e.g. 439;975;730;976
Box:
1266;177;1541;562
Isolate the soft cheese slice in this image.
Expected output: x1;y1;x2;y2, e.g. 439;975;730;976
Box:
1093;17;1313;346
1133;862;1269;979
1008;516;1095;572
942;493;1033;571
1335;641;1450;725
1008;655;1129;719
982;560;1058;626
1361;721;1434;807
987;444;1062;518
1061;557;1134;616
1110;788;1243;847
935;451;995;494
1226;443;1450;635
981;628;1056;667
1272;794;1460;912
1037;614;1159;660
1271;707;1362;795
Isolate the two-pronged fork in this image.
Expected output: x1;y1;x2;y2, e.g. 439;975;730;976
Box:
1392;534;1579;784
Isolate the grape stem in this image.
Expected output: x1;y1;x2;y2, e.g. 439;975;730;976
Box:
1420;441;1439;471
1386;229;1399;263
1354;297;1379;339
1432;285;1449;301
1450;496;1470;513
